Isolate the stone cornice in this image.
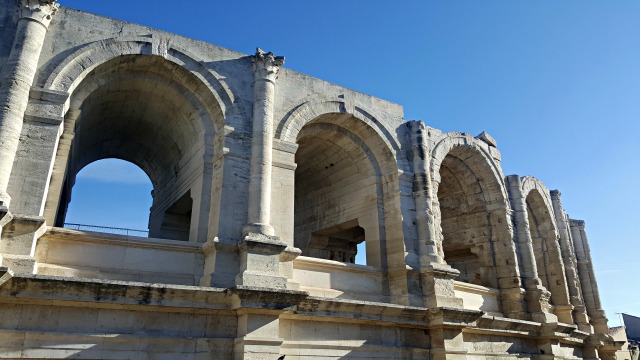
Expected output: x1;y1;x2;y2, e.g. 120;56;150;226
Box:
569;219;586;228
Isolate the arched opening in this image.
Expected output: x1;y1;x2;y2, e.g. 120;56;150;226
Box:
50;54;221;242
282;108;407;303
64;159;153;235
294;117;383;267
526;190;569;308
436;145;511;289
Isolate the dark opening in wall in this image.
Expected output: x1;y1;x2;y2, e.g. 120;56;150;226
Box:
305;219;365;264
152;191;192;242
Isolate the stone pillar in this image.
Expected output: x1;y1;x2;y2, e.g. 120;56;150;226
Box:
229;288;306;360
408;121;444;265
243;48;284;237
0;0;59;208
234;313;283;360
570;219;609;335
505;175;557;323
427;308;483;360
270;139;301;290
236;49;289;289
550;190;592;332
488;208;528;320
408;121;463;309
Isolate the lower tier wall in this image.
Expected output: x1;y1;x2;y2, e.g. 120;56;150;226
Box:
0;274;596;360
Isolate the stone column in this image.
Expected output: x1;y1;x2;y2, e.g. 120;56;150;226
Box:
550;190;592;332
234;313;283;360
229;288;306;360
505;175;557;323
488;208;528;320
570;219;609;335
407;121;463;309
0;0;59;208
427;308;483;360
236;49;289;289
243;48;284;237
270;139;302;290
408;121;444;265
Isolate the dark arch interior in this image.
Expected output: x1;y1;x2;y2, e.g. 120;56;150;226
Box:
294;115;384;266
437;146;502;288
54;55;217;242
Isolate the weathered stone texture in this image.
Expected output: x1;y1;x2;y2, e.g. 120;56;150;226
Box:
0;0;619;358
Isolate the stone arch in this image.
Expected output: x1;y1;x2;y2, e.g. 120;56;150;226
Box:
41;41;230;244
430;133;521;295
40;37;236;126
431;133;508;199
290;107;407;304
521;176;557;223
521;177;572;321
277;99;402;159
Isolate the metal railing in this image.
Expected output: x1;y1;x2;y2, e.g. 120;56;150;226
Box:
63;223;149;237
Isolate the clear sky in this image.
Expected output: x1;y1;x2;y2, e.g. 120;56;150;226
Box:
61;1;640;325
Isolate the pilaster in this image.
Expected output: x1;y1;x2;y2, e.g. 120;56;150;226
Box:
427;308;483;360
234;312;283;360
408;121;445;265
0;0;59;207
270;139;301;290
550;190;593;332
228;287;307;360
408;121;463;309
489;208;528;320
0;1;58;276
570;219;609;335
199;237;218;286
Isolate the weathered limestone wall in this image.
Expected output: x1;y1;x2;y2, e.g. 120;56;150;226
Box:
35;228;205;285
279;317;430;359
0;277;238;359
0;1;619;359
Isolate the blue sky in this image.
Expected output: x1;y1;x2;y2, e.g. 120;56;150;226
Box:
61;1;640;324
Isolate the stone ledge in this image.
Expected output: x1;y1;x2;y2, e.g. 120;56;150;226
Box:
43;227;203;253
239;232;287;253
3;213;45;236
472;314;591;345
294;255;383;274
272;139;299;154
23;113;64;125
35;263;198;286
453;281;500;296
293;296;430;327
292;298;486;329
279;340;429;354
0;273;231;312
226;285;308;311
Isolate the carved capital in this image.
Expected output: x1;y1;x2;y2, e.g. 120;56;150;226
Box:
19;0;59;27
253;48;285;82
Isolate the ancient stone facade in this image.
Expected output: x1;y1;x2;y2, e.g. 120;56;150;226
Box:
0;1;619;359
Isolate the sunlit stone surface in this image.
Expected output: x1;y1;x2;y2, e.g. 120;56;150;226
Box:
0;1;618;358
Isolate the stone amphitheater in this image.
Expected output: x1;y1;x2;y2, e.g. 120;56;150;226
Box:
0;1;619;359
